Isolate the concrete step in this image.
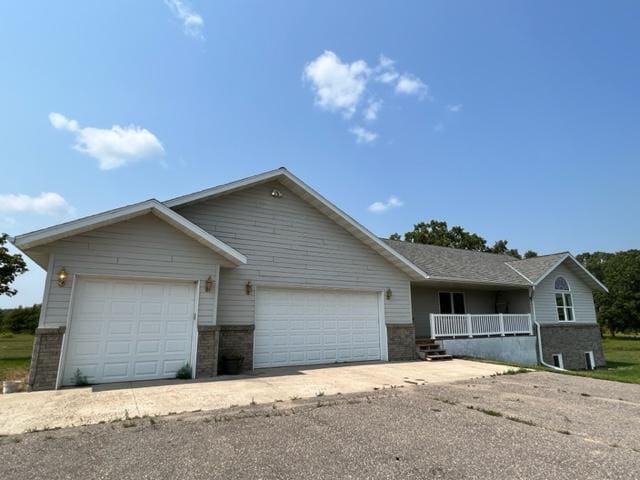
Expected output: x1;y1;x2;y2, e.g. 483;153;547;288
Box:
425;354;453;361
417;351;453;361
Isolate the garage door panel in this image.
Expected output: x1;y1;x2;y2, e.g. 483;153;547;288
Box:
107;321;133;335
254;288;382;368
141;302;163;315
165;339;188;353
63;278;195;386
106;341;131;355
134;361;159;376
166;321;189;335
102;363;130;378
138;320;162;335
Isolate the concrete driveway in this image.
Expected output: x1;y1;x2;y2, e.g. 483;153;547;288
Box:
2;372;639;479
0;359;511;434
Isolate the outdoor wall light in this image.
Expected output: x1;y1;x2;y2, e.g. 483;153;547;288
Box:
205;275;213;293
245;281;253;295
271;188;283;198
57;268;68;287
386;288;392;300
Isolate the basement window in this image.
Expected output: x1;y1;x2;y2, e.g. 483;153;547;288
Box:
585;351;595;370
552;353;564;369
439;292;466;314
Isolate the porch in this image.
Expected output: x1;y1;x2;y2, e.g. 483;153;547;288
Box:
411;285;539;366
411;285;532;338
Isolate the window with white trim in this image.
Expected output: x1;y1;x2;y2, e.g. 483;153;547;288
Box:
554;276;574;321
439;292;466;314
552;353;564;369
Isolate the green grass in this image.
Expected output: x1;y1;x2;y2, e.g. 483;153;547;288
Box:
0;333;34;382
571;335;640;384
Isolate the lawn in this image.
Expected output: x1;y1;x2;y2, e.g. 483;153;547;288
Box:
571;335;640;384
0;333;34;382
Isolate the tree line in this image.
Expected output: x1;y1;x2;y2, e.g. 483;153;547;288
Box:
0;305;41;334
389;220;538;259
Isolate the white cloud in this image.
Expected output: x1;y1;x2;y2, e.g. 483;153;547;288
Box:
49;112;165;170
395;73;428;98
165;0;204;40
350;126;378;144
368;196;403;213
375;55;399;84
447;104;463;112
363;98;382;122
0;192;75;216
303;51;370;117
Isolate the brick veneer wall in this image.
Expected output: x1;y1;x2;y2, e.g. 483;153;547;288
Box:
196;325;220;378
28;326;65;391
218;325;255;373
540;323;605;369
387;324;416;361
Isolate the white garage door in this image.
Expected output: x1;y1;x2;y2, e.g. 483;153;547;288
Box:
254;288;383;368
62;277;197;386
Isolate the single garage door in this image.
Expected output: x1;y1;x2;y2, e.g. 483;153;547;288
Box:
62;277;197;386
254;287;383;368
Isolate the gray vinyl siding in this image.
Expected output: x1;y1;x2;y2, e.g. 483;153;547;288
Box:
411;286;530;337
533;262;597;325
33;214;227;327
175;181;413;326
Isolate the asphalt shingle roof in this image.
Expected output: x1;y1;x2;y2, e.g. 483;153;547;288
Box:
505;253;569;283
383;239;569;286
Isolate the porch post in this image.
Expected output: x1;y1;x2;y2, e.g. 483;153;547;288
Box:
466;314;473;338
499;313;505;336
429;314;435;340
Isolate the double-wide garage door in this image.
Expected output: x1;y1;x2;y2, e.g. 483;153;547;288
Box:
254;288;383;368
62;277;196;386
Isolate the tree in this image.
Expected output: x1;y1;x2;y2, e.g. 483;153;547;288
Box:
524;250;538;258
0;233;27;297
399;220;488;251
487;240;521;259
578;250;640;335
391;220;533;259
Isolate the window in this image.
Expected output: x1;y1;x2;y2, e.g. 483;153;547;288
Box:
554;276;575;321
585;351;595;370
439;292;466;314
552;353;564;369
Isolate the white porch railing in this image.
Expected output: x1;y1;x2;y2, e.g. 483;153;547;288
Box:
429;313;533;339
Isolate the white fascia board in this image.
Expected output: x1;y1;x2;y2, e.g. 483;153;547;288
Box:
11;199;247;266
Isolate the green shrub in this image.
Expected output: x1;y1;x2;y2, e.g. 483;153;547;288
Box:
73;369;89;386
176;364;192;380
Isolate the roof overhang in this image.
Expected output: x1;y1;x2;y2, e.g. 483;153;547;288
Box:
11;199;247;267
533;253;609;293
166;168;429;281
412;276;530;290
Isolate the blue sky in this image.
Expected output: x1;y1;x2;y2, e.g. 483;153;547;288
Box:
1;0;639;307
